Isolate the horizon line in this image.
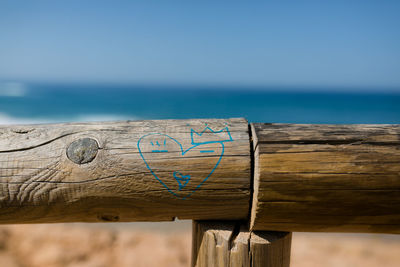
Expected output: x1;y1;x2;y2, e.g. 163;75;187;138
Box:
1;80;400;93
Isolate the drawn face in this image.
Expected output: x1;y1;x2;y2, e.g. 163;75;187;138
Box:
138;133;225;199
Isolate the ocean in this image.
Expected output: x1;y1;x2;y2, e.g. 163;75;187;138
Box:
0;83;399;124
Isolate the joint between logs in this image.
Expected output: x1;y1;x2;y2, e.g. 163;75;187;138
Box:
248;123;255;224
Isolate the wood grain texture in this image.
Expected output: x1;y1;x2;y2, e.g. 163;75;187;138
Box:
250;123;400;233
250;231;291;267
0;118;250;223
191;221;291;267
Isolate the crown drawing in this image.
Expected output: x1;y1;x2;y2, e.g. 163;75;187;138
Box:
190;126;233;145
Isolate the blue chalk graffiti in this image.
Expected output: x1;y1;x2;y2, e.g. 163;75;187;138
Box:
173;171;191;190
200;150;215;153
137;126;233;199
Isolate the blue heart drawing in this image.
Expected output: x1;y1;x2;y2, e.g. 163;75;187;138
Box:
137;131;231;199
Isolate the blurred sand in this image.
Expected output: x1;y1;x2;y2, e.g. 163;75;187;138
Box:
0;221;399;267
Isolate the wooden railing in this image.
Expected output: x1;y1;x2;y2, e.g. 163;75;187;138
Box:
0;118;399;266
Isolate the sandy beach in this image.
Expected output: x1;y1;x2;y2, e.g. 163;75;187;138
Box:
0;221;399;267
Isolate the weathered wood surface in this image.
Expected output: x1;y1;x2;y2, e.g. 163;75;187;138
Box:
250;123;400;233
250;231;291;267
0;118;251;223
191;221;291;267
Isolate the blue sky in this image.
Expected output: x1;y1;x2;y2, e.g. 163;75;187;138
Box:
0;1;399;89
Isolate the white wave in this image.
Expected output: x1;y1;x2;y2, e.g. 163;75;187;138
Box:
0;82;27;97
0;113;48;125
0;113;136;125
75;114;132;122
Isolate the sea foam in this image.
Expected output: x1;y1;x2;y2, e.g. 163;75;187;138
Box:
0;113;134;125
0;82;27;97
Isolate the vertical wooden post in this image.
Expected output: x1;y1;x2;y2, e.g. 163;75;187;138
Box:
250;231;292;267
192;221;292;267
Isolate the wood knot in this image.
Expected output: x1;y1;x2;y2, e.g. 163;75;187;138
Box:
66;138;98;164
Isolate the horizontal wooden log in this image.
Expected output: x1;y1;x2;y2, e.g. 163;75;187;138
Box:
250;123;400;233
0;118;251;223
2;119;400;233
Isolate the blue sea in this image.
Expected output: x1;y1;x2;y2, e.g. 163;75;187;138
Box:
0;83;399;124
